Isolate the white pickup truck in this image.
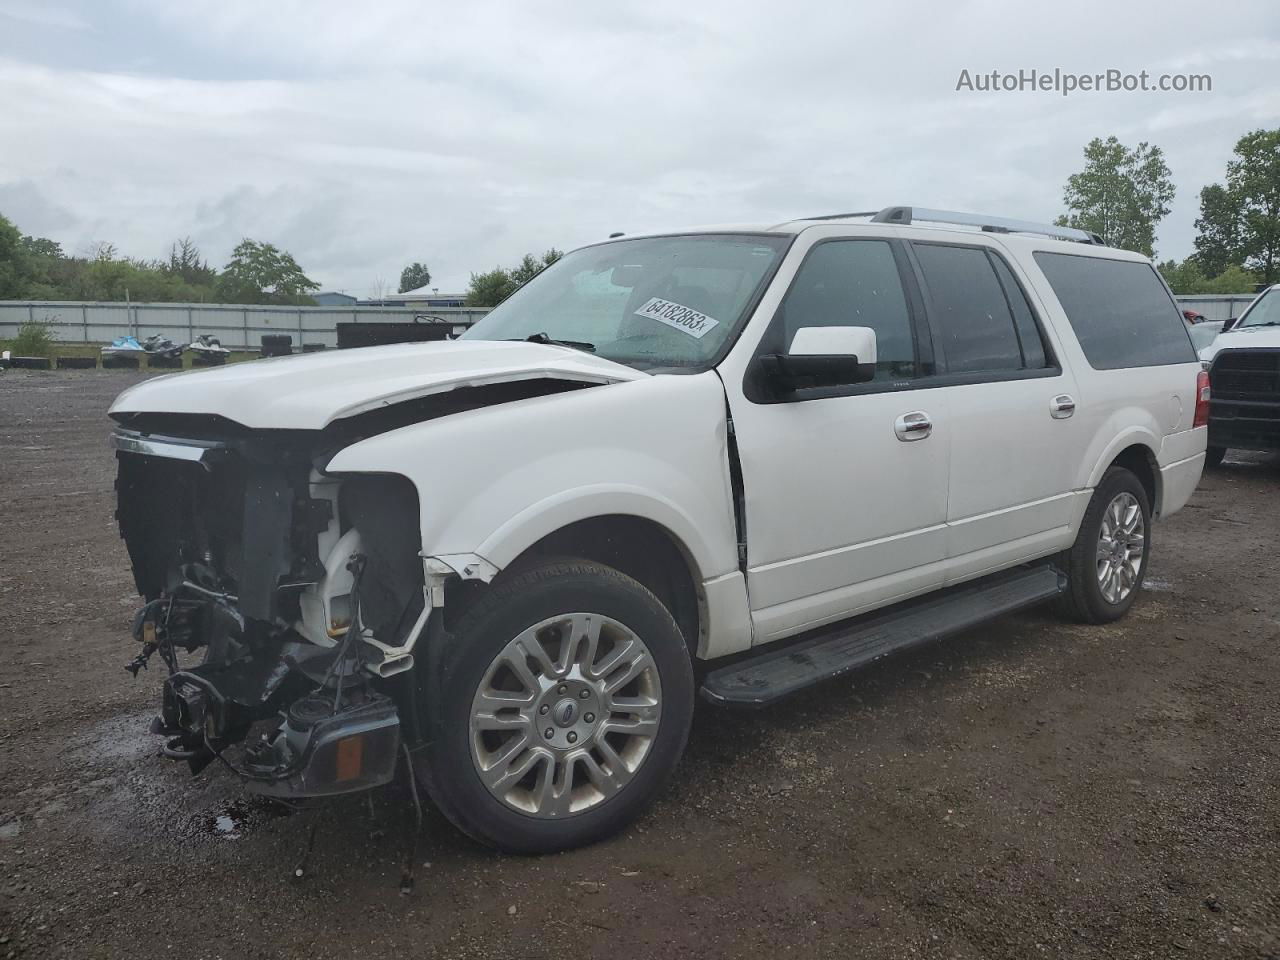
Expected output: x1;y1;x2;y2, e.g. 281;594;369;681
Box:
1197;283;1280;466
109;206;1207;853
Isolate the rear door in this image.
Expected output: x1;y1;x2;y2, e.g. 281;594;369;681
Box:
721;234;953;643
906;240;1087;581
1029;250;1205;513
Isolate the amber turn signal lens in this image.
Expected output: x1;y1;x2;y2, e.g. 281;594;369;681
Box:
334;734;364;782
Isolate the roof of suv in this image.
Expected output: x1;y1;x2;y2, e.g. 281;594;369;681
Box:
599;208;1152;263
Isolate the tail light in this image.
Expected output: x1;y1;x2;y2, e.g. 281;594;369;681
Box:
1193;368;1211;428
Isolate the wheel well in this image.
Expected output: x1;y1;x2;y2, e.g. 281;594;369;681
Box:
1109;444;1160;515
500;516;703;657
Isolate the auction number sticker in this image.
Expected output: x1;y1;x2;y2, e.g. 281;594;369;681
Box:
634;297;719;339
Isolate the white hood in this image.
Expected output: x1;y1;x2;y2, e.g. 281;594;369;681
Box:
109;339;647;430
1199;323;1280;363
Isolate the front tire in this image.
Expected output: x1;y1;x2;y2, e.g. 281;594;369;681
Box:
1056;467;1151;624
414;558;694;854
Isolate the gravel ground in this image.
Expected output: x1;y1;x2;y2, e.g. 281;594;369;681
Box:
1;369;1277;960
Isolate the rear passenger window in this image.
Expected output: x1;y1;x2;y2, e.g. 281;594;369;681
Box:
990;255;1049;369
914;244;1040;374
1033;252;1197;369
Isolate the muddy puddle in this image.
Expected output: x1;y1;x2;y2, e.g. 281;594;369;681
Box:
50;710;296;846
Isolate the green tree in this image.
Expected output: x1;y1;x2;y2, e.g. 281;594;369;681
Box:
1158;258;1206;295
2;215;229;303
1197;129;1280;284
1159;258;1259;295
1208;264;1262;294
10;229;88;300
465;267;516;308
1192;184;1242;278
1056;136;1175;255
511;249;563;285
1233;130;1280;283
217;239;319;305
0;213;37;298
164;237;217;287
80;249;134;300
465;249;563;307
398;261;432;293
16;234;66;298
20;235;63;260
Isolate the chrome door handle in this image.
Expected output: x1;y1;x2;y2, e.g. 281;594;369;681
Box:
894;411;933;441
1050;394;1076;419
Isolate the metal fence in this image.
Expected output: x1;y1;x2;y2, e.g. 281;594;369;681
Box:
2;295;1263;353
1173;294;1260;322
0;301;492;351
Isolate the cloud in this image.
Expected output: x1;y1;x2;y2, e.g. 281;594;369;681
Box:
1;0;1278;295
0;1;89;31
0;180;76;234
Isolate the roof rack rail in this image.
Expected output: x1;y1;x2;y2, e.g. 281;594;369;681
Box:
803;210;879;221
798;206;1103;244
870;206;1103;245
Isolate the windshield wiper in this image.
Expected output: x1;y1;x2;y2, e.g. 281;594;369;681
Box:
509;332;596;353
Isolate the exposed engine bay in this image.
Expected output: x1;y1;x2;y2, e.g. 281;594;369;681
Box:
112;413;431;797
109;377;600;799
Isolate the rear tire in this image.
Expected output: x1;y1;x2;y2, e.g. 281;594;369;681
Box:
1056;467;1151;624
1205;445;1227;468
413;558;694;854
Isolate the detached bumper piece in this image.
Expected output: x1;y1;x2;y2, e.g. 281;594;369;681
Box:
154;669;255;774
154;665;401;798
243;694;401;798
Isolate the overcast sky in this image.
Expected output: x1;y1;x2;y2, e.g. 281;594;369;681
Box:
1;1;1277;297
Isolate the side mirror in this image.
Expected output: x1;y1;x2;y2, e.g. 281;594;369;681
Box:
760;326;877;392
1221;316;1239;331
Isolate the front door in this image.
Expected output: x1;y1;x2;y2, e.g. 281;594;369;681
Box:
722;236;952;644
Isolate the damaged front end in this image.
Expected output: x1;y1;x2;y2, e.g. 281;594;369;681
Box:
111;416;434;799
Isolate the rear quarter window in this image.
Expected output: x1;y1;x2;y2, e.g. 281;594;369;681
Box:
1033;252;1197;369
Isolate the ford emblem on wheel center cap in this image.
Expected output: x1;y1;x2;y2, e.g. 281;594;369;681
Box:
554;699;578;727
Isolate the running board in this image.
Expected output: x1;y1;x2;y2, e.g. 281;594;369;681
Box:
700;565;1066;708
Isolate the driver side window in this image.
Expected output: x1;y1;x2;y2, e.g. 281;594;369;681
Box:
779;240;917;381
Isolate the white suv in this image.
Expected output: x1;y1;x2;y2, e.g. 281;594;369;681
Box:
109;206;1207;854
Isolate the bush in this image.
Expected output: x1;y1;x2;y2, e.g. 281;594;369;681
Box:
12;320;56;356
1159;258;1260;295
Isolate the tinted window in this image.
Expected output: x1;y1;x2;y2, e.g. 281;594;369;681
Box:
779;240;916;381
1033;253;1197;369
991;255;1050;369
914;244;1023;373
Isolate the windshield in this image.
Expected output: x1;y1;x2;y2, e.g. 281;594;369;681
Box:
462;234;791;370
1239;287;1280;328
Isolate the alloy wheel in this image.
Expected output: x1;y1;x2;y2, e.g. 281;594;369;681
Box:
1096;491;1146;604
468;613;662;818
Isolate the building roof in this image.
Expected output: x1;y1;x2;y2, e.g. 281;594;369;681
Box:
313;291;358;305
398;286;466;299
